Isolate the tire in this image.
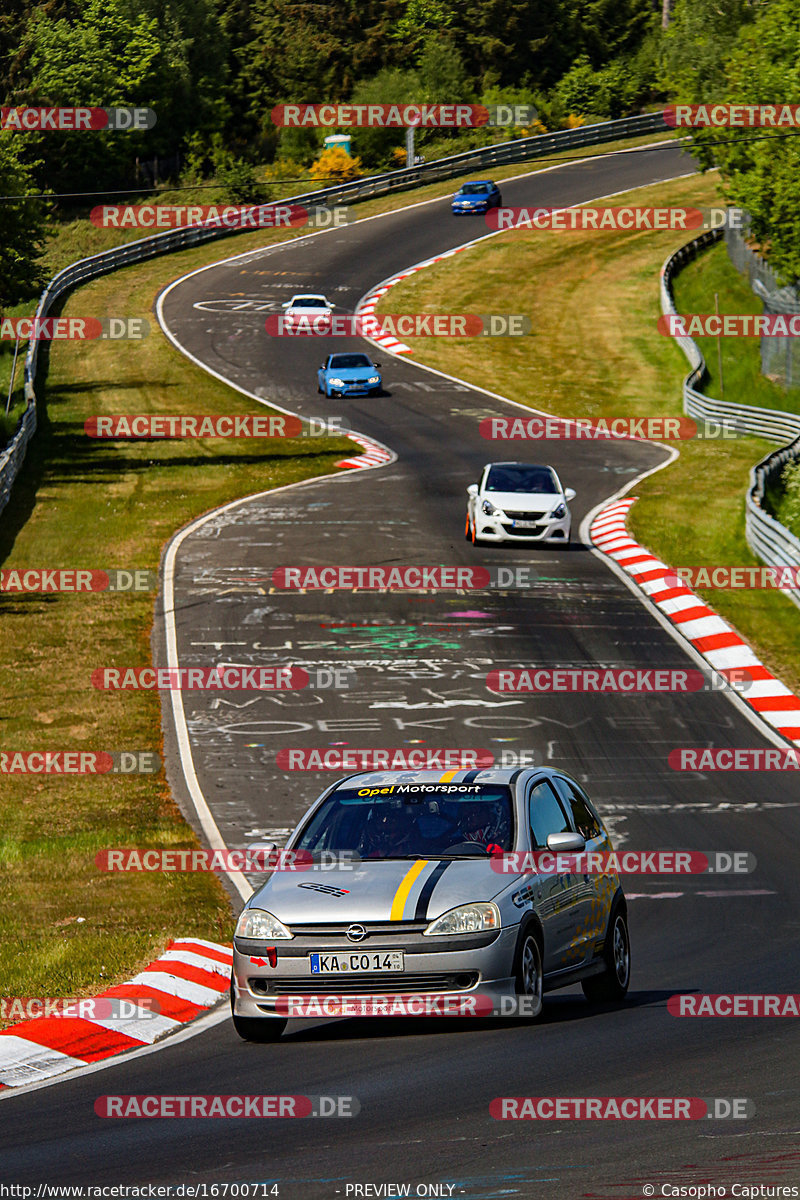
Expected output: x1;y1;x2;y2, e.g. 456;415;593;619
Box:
582;904;630;1003
512;928;544;1020
464;512;472;540
317;381;323;394
470;518;483;547
230;974;287;1041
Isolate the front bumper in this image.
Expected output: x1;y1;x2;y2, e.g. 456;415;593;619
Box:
474;512;571;542
231;924;520;1019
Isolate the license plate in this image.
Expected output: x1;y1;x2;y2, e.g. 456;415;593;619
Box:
309;951;404;974
512;520;539;528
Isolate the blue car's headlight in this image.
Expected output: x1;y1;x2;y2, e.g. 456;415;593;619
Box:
367;376;380;384
328;377;345;387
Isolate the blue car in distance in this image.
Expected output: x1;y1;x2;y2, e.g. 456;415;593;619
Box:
317;352;382;398
451;180;503;213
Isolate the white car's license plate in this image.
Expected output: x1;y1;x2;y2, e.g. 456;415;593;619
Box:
512;519;539;528
309;951;404;974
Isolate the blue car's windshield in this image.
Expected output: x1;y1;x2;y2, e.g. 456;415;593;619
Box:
328;354;372;369
294;783;515;859
460;183;491;195
486;465;557;494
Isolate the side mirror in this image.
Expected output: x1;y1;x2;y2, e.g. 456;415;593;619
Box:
546;831;585;853
564;487;576;502
281;301;291;309
373;362;381;369
319;364;325;370
467;484;479;497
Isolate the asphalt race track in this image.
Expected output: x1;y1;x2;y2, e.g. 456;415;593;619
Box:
3;141;800;1198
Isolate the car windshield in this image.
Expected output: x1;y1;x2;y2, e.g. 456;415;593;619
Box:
290;297;328;308
294;783;515;860
485;465;558;494
460;183;490;195
329;354;372;369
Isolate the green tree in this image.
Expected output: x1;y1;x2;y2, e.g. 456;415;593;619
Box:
0;138;46;306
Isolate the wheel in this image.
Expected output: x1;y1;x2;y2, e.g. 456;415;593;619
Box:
317;381;323;394
512;928;543;1020
470;518;483;546
230;974;287;1041
464;512;472;540
582;904;630;1003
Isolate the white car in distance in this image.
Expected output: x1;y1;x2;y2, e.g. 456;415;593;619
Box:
466;462;575;545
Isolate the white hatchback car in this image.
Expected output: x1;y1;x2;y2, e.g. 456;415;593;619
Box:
280;293;335;329
466;462;575;545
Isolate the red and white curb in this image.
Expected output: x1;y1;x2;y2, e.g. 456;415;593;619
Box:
590;499;800;743
0;938;232;1089
356;246;469;357
335;432;393;470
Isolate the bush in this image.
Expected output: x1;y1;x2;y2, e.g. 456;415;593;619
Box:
309;145;363;184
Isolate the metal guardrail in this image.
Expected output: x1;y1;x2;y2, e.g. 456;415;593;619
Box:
0;111;668;519
660;227;800;607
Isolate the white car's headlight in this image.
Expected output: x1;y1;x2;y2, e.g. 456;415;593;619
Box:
550;501;566;519
328;377;345;387
423;902;500;936
235;908;293;940
367;376;380;384
481;499;498;516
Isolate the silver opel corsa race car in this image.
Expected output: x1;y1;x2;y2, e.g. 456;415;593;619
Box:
230;767;630;1040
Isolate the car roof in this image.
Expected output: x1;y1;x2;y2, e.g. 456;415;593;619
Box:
329;766;564;790
483;461;556;471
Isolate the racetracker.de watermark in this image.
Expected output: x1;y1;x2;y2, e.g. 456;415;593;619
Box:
274;994;541;1018
491;1097;754;1120
480;415;741;441
84;415;310;439
664;103;800;127
669;994;800;1017
0;568;156;592
271;103;536;127
0;317;148;340
275;748;495;770
90;666;353;690
486;667;753;693
660;314;800;337
90;204;346;230
664;566;800;590
0;106;156;131
265;314;530;337
0;997;160;1021
485;207;746;232
1;750;159;775
94;1095;358;1118
491;850;755;875
669;748;800;770
95;848;318;872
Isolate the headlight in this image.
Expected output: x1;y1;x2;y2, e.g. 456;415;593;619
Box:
235;908;293;940
367;376;380;384
550;502;566;519
481;499;497;516
423;902;500;936
328;378;345;387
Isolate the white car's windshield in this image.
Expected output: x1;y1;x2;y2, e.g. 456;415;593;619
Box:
295;783;515;859
486;465;557;494
289;297;329;308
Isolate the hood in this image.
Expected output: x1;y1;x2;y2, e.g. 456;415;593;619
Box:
330;365;378;379
249;859;510;925
485;490;561;515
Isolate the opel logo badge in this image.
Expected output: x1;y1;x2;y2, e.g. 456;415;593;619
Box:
346;923;367;943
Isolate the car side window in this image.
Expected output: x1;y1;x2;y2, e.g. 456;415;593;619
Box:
552;777;602;840
528;780;572;848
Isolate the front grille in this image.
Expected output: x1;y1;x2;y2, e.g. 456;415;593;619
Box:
289;922;428;937
501;524;545;536
251;972;480;996
503;510;547;520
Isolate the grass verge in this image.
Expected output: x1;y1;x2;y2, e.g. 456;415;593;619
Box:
373;170;800;696
0;232;353;1022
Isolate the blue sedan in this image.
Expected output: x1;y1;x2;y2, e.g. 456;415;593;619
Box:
317;352;382;398
451;180;503;214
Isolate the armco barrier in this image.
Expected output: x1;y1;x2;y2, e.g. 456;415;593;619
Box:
660;227;800;607
0;112;667;519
